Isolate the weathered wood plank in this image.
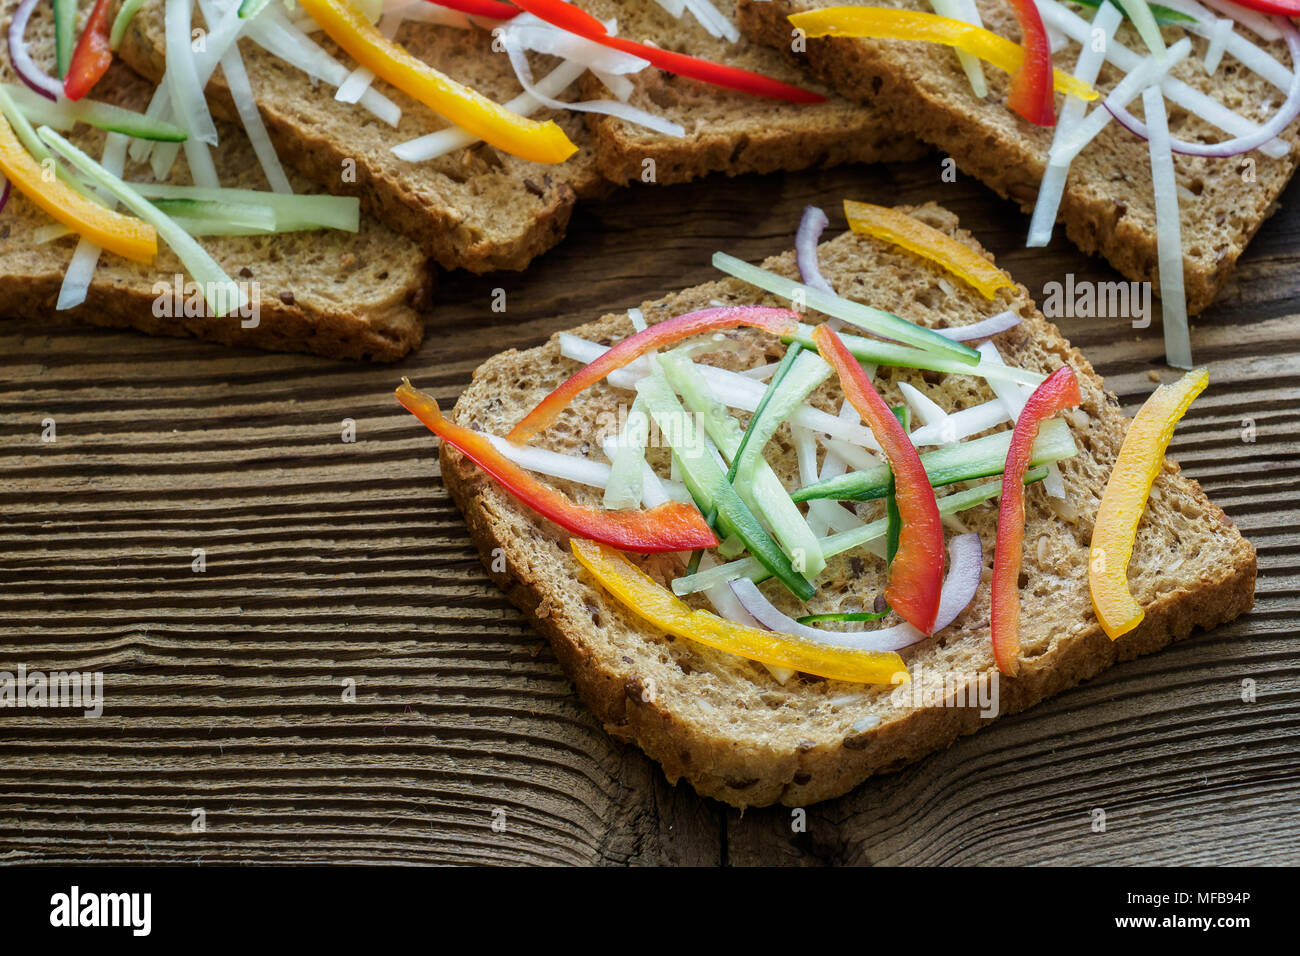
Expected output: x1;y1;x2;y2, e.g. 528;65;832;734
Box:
1;159;1297;865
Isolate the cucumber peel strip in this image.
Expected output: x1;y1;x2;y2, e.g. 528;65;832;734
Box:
2;84;188;142
37;126;246;318
794;417;1077;502
637;363;817;601
127;183;360;232
713;251;981;366
110;0;150;50
659;348;826;581
786;323;1044;387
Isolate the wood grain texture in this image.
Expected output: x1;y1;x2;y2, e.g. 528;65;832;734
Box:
1;158;1297;866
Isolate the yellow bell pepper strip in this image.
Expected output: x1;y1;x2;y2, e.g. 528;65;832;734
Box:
844;200;1016;300
571;539;909;684
991;365;1081;676
0;112;156;263
397;380;718;553
507;306;801;444
296;0;578;164
788;7;1098;103
1090;368;1209;640
812;324;945;635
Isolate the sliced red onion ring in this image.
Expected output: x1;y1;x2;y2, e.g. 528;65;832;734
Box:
1105;14;1300;158
795;205;836;296
8;0;61;102
934;309;1022;341
728;533;984;654
0;175;10;214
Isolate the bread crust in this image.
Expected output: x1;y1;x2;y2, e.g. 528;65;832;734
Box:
433;204;1257;808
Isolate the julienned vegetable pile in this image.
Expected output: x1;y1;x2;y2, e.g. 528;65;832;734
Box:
788;0;1300;370
399;202;1210;684
0;0;823;313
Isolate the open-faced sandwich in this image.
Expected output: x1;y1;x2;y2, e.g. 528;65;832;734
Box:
400;201;1256;807
1;0;922;357
738;0;1300;368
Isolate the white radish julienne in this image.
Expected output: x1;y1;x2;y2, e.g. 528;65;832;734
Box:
499;20;684;137
1035;0;1289;158
1028;0;1121;248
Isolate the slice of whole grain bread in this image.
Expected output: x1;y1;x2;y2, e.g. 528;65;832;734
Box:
120;0;924;270
120;0;607;273
576;0;927;184
737;0;1300;315
436;201;1255;807
0;10;431;360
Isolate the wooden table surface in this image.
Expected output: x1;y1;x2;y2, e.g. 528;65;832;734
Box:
1;159;1297;866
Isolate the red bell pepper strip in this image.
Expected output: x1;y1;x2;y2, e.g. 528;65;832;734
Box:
423;0;520;19
507;305;801;444
990;365;1081;675
64;0;115;101
1004;0;1056;126
812;324;945;635
397;380;718;553
507;0;827;103
1220;0;1300;12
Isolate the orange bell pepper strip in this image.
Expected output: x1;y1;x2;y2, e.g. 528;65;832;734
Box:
507;306;802;444
787;7;1097;104
397;380;718;553
571;539;909;684
297;0;578;164
991;365;1082;675
1090;369;1208;640
0;113;156;263
843;200;1017;300
64;0;116;101
812;324;945;635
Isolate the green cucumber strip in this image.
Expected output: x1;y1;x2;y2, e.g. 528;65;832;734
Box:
658;349;825;580
3;84;189;142
0;85;52;163
1068;0;1195;24
786;323;1044;387
796;610;889;625
150;198;277;232
733;349;832;489
687;342;809;574
637;366;816;602
111;0;150;49
672;468;1049;596
884;405;910;565
37;126;246;318
127;183;361;232
54;0;75;78
603;395;648;510
239;0;274;19
793;418;1077;502
713;251;980;366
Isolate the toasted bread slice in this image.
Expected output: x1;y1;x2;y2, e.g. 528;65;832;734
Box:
737;0;1300;314
120;0;606;273
1;6;430;360
577;0;927;185
437;202;1255;807
120;0;922;269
